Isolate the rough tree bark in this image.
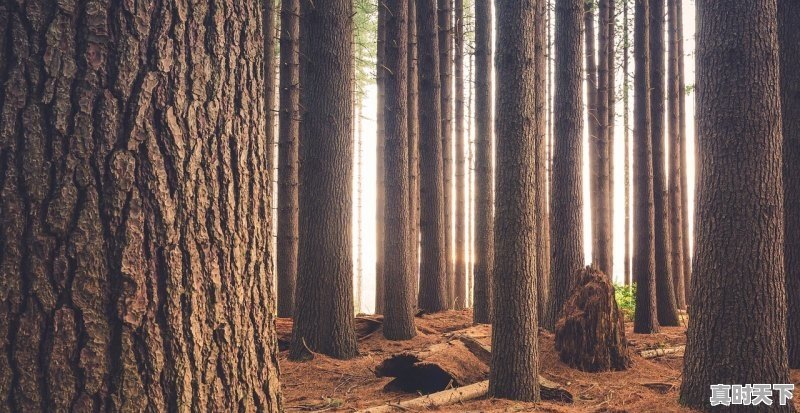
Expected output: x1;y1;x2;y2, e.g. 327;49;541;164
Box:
490;0;541;401
472;0;494;324
779;0;800;369
535;0;552;330
278;0;300;318
594;0;612;276
667;0;686;310
454;0;467;310
383;0;417;340
633;0;659;334
409;0;421;299
376;2;387;314
0;0;282;410
417;0;449;313
548;0;585;330
290;0;359;360
438;0;454;307
649;0;679;327
680;1;790;410
677;0;691;304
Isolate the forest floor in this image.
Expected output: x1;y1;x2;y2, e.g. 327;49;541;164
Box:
277;310;800;412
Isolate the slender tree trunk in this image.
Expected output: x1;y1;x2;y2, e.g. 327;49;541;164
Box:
490;0;541;401
291;0;358;360
633;0;659;334
466;53;474;309
584;0;600;268
680;2;789;409
409;0;421;301
356;104;364;313
535;0;552;329
383;0;417;340
417;0;449;312
677;0;691;303
667;0;686;310
472;0;494;324
0;0;282;410
649;0;679;327
376;3;387;314
623;0;632;286
454;0;467;309
606;0;616;278
780;0;800;369
595;0;612;276
439;0;454;307
548;0;585;330
278;0;300;318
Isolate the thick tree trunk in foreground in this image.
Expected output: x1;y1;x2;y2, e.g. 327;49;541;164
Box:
439;0;454;307
633;0;659;334
779;0;800;369
535;0;552;330
594;0;612;276
278;0;300;318
649;0;679;327
490;0;540;401
376;4;387;314
417;0;449;312
291;0;358;360
0;1;281;410
680;1;790;410
667;0;686;310
409;0;421;303
383;0;417;340
472;0;494;324
454;0;467;310
548;0;585;329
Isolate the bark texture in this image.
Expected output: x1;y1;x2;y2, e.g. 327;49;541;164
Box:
667;0;686;310
291;0;358;360
278;0;300;318
408;0;421;303
489;0;540;401
0;0;282;410
472;0;494;324
535;0;551;330
779;0;800;369
454;0;466;310
593;0;612;275
680;1;790;410
677;0;691;303
548;0;584;330
438;0;454;307
584;0;599;270
376;3;387;314
383;0;417;340
633;0;659;334
417;0;449;312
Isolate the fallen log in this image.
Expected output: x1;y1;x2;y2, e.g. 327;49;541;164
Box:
356;380;489;413
640;346;685;359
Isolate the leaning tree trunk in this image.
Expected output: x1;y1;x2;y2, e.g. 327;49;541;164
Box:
438;0;454;307
649;0;679;327
472;0;494;324
278;0;300;318
376;4;387;314
535;0;552;330
680;1;790;410
490;0;541;402
779;0;800;369
667;0;686;310
290;0;358;360
548;0;585;330
454;0;467;310
0;1;282;410
383;0;417;341
417;0;449;313
633;0;659;334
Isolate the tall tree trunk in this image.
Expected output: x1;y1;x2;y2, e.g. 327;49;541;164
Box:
548;0;585;330
466;53;474;309
454;0;467;309
417;0;449;312
680;1;790;409
291;0;358;360
0;0;282;410
376;3;387;314
677;0;691;303
667;0;686;310
356;104;364;313
649;0;679;327
606;0;616;278
623;0;632;286
780;0;800;369
584;0;600;268
535;0;552;329
278;0;300;318
633;0;659;334
439;0;454;307
383;0;417;340
594;0;612;276
409;0;421;301
472;0;494;324
490;0;541;401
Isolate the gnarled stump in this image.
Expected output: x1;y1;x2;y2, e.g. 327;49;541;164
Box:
555;266;631;372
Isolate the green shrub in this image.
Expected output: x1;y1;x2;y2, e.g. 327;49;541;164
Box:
614;283;636;322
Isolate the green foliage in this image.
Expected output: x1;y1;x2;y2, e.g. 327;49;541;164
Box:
614;283;636;322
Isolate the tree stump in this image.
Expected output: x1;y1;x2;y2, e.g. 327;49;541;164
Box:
554;266;631;372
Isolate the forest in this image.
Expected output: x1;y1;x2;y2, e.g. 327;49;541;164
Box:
0;0;799;412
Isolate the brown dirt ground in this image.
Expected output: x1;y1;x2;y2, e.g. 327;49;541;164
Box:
279;310;800;412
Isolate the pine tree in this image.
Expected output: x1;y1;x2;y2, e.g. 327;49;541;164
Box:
454;0;467;309
667;0;686;310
